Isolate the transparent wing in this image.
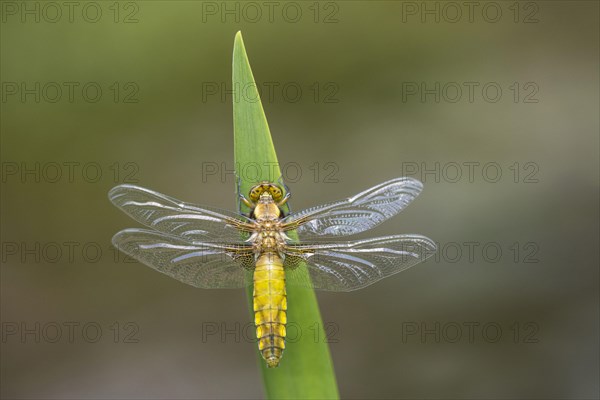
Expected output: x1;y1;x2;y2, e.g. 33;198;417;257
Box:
112;228;254;289
282;178;423;240
283;235;436;291
109;184;253;243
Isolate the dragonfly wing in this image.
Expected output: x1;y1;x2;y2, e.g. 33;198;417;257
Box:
282;178;423;240
109;184;253;243
284;235;436;291
113;228;254;289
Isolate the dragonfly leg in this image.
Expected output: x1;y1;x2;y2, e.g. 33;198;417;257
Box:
239;194;254;209
236;172;259;216
275;176;292;215
276;192;291;207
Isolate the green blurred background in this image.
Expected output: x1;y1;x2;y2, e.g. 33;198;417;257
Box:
1;1;598;399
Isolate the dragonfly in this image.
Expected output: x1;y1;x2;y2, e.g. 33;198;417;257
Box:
109;177;436;368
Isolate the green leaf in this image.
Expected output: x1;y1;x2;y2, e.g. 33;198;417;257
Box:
232;31;339;400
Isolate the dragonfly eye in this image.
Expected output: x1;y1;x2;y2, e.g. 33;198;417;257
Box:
269;186;283;201
249;185;263;201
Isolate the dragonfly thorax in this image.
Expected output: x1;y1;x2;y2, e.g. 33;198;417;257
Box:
254;193;282;220
245;184;288;255
251;218;286;252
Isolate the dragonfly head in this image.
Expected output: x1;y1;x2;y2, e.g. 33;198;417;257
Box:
248;181;284;202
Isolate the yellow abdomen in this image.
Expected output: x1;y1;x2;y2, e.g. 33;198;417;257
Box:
253;252;287;368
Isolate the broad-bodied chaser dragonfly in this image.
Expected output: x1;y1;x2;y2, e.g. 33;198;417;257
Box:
109;178;436;367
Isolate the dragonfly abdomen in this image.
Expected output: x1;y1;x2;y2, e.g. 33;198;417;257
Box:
253;252;287;368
